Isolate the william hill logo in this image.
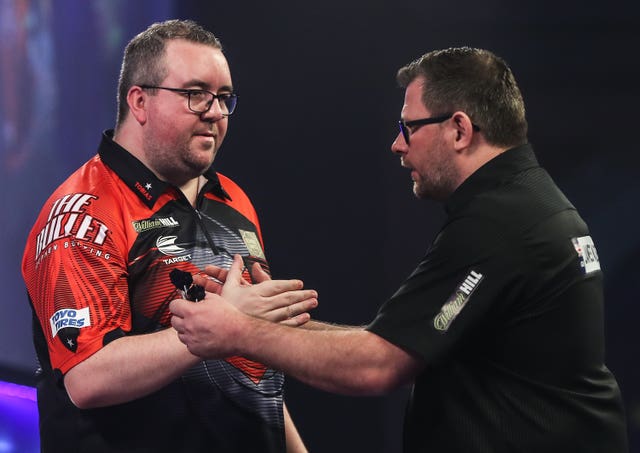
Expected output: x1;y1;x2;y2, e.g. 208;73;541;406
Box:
434;270;484;332
132;217;179;233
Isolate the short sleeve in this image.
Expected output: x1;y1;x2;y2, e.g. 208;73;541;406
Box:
367;215;526;365
22;169;133;374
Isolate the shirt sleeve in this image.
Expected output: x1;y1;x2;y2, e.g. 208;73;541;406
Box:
366;215;526;365
22;174;132;375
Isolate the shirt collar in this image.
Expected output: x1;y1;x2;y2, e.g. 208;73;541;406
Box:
98;129;231;208
444;143;539;215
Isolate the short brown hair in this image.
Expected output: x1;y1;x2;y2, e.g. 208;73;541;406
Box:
115;19;222;128
397;47;528;148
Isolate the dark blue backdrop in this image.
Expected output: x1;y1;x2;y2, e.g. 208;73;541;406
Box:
1;1;638;451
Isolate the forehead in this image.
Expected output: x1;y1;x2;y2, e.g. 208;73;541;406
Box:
162;39;231;88
402;77;430;118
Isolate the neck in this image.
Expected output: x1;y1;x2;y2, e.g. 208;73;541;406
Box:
456;141;508;187
180;176;202;207
114;123;204;207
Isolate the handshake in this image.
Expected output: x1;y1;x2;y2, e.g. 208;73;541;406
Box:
169;255;318;358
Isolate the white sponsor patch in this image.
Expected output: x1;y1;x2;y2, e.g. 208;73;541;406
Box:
49;307;91;338
434;270;484;332
156;235;187;256
239;229;266;259
572;235;601;274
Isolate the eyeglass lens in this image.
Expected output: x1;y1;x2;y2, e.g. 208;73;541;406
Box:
398;122;410;144
189;91;236;115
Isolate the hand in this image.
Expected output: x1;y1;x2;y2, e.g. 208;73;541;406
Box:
170;291;242;359
200;255;318;327
192;266;234;295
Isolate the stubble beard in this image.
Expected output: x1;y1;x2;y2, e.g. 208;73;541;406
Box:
413;170;455;201
145;134;217;186
413;144;458;201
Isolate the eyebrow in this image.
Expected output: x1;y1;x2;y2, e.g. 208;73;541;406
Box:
181;79;234;93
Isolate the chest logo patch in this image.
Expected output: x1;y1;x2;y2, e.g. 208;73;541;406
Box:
434;270;484;332
156;235;187;256
239;230;265;259
132;216;180;233
572;235;600;274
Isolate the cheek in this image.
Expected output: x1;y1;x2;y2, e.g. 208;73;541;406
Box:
151;112;181;139
412;150;433;176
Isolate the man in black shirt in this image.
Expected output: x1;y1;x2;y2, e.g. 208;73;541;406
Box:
170;47;628;452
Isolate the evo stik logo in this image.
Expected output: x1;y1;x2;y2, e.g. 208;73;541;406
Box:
434;270;484;332
35;193;108;262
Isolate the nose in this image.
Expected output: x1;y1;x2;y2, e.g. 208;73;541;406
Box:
391;131;407;154
200;98;226;122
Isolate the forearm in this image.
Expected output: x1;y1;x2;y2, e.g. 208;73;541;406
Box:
234;317;416;396
302;320;357;330
170;263;423;395
64;327;200;409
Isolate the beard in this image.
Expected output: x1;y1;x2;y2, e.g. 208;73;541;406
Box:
412;138;459;201
144;131;218;186
413;166;457;201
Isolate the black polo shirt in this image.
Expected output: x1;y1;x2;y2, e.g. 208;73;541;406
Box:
367;144;628;452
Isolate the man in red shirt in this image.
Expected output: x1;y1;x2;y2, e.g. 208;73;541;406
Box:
23;19;316;452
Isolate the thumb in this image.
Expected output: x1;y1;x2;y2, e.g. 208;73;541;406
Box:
222;254;246;295
169;298;189;317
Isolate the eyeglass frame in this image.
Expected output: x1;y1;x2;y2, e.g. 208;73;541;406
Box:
398;113;480;145
139;85;238;116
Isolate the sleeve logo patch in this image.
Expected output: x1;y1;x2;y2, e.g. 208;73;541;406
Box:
49;307;91;338
571;235;601;274
434;270;484;332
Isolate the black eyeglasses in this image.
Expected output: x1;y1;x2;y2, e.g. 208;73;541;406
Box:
398;114;480;145
139;85;238;116
398;114;453;145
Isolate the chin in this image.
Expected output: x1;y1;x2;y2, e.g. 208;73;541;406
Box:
413;182;427;199
413;183;443;201
193;149;217;167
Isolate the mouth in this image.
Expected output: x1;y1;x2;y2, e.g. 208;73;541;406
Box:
400;159;417;181
193;131;217;146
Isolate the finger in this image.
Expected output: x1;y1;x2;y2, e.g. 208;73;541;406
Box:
193;274;223;294
250;262;271;284
267;297;317;323
223;255;246;290
285;298;318;318
169;298;189;317
171;314;184;333
202;265;229;283
292;297;319;314
254;280;307;298
176;330;188;346
280;313;311;327
266;289;318;308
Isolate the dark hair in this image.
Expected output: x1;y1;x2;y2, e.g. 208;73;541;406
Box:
397;47;528;148
115;19;222;128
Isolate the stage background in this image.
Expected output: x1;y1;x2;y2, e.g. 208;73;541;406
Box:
1;0;638;451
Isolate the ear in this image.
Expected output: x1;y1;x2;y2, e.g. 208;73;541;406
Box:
451;111;476;151
126;86;148;125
